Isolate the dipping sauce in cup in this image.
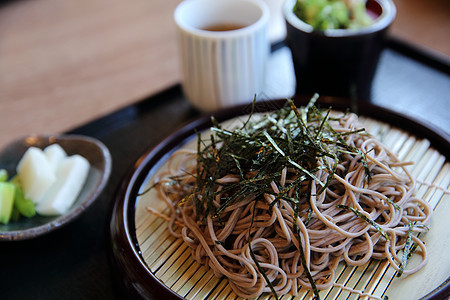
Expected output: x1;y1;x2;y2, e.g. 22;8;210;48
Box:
174;0;270;111
202;23;247;31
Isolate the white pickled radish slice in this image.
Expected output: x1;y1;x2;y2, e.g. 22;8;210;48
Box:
36;154;90;216
17;147;56;203
44;144;67;173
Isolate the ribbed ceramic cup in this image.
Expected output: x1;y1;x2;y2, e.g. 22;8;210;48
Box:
174;0;270;111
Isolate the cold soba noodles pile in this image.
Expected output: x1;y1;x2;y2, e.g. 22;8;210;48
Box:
146;98;431;299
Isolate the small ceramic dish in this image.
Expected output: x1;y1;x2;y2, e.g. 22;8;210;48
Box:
0;134;112;241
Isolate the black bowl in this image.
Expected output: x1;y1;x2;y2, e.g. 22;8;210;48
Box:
283;0;396;101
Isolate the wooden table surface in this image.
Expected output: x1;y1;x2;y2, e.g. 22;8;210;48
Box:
0;0;449;150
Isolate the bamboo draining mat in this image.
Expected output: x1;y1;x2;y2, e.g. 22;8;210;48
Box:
134;117;450;300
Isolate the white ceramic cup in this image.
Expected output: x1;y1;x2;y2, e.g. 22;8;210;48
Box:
174;0;270;111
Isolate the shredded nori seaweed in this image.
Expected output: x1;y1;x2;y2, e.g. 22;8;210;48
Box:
166;97;373;299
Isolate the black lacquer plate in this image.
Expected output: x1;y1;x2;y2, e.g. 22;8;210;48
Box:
109;96;450;300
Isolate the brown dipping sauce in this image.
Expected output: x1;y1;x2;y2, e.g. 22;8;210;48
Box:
202;23;246;31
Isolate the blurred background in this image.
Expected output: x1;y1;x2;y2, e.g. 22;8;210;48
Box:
0;0;449;149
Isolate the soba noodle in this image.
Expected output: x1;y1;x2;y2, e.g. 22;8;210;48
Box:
147;101;431;299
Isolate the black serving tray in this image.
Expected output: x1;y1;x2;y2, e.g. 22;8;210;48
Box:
1;38;449;300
